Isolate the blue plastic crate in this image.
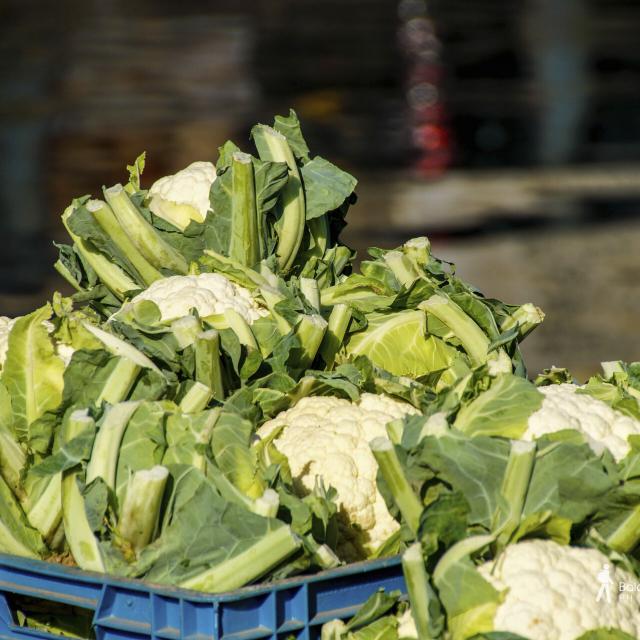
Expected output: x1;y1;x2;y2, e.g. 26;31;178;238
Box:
0;554;405;640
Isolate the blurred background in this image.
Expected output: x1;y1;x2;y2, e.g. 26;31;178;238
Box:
1;0;639;378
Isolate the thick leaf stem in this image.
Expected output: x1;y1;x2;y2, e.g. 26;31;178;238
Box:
370;437;423;536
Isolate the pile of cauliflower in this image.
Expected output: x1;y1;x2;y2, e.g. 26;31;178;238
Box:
3;121;640;640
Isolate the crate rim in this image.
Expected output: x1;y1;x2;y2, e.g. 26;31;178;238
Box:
0;552;403;602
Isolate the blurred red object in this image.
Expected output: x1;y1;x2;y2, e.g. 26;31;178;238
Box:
398;0;452;176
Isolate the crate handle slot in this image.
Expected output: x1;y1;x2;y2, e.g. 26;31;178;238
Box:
0;591;97;639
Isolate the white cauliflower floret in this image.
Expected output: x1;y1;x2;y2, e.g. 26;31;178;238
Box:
257;393;420;561
524;383;640;461
148;161;216;230
128;273;268;324
0;316;74;369
478;539;640;640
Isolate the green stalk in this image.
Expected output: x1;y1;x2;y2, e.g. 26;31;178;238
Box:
300;277;321;312
230;152;260;267
403;236;431;267
104;184;188;274
179;382;213;414
86;199;163;286
61;205;138;300
304;534;341;570
85;402;140;489
384;250;421;288
420;295;489;366
319;303;352;369
493;440;536;546
179;526;301;592
96;357;141;406
370;437;423;536
499;303;545;341
293;314;328;370
402;543;433;640
606;504;640;553
171;316;201;350
195;330;225;401
386;419;404;445
48;519;66;552
224;309;259;351
24;473;63;543
251;488;280;519
118;465;169;553
332;246;353;279
252;126;305;272
62;410;105;572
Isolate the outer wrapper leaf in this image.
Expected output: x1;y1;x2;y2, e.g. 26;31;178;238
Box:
1;304;65;453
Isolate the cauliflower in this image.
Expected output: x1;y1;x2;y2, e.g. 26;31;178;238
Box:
0;316;74;370
524;383;640;461
128;273;268;324
148;161;216;231
257;393;420;560
478;539;640;640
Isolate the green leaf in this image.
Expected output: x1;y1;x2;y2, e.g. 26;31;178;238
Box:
82;477;110;533
434;544;499;640
416;434;510;530
135;469;291;588
350;617;398;640
126;152;146;191
301;156;357;220
453;374;543;439
0;473;45;558
0;382;13;433
346;589;402;631
253;158;289;215
419;489;470;556
115;401;169;503
272;109;311;163
1;304;65;452
163;409;218;470
522;440;616;528
345;310;460;378
60;349;128;408
67;205;147;286
210;411;264;499
30;418;96;477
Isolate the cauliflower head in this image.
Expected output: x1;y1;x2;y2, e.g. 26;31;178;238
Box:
0;316;74;370
128;273;268;324
257;393;420;561
524;383;640;462
148;161;216;230
478;539;640;640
